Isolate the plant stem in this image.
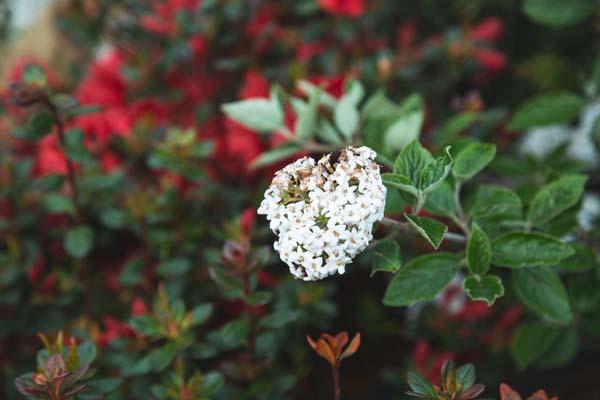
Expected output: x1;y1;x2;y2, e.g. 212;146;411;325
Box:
453;181;470;236
331;365;341;400
43;97;82;224
241;260;257;376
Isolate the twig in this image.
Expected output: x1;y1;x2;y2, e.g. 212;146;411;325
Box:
42;97;82;224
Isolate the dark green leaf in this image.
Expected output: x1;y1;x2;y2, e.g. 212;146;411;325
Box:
513;267;573;324
64;225;94;259
467;223;491;275
512;322;561;369
453;143;496;180
220;318;250;347
424;182;457;217
405;214;448;249
157;258;191;278
419;146;453;194
456;363;476;390
535;327;579;369
407;371;436;397
13;112;53;140
371;239;401;276
509;93;584;130
523;0;596;27
528;174;587;226
381;173;419;197
394;140;433;184
190;303;213;326
492;232;574;268
43;194;75;215
463;275;504;306
383;253;459;306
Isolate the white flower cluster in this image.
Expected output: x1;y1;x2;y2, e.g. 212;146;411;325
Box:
257;146;386;281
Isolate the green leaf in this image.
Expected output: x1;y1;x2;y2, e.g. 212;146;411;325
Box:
568;272;600;312
190;303;213;326
381;173;419;197
221;98;283;132
456;363;476;390
77;341;97;365
100;208;128;228
64;129;94;164
557;243;597;272
371;239;401;276
513;267;573;324
508;93;584;130
297;80;337;109
43;194;75;215
220;318;250;347
334;86;362;140
157;258;191;278
13;112;54;141
512;321;561;370
523;0;596;28
453;143;496;180
492;232;574;268
130;315;162;337
394;140;433;185
383;253;459;306
64;225;94;259
407;371;437;397
317;119;344;145
247;291;273;306
468;185;523;221
467;223;491;275
250;143;301;169
535;327;579;369
86;378;123;394
201;371;225;395
259;309;302;329
294;87;320;140
435;112;478;147
384;95;424;151
63;104;103;119
419;146;453;194
463;275;504;306
405;214;448;249
528;174;587;226
424;182;457;217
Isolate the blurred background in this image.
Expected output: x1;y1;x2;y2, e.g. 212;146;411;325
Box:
2;1;600;399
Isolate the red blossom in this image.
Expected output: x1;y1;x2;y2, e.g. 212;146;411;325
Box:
97;316;137;347
470;17;504;43
318;0;366;18
413;340;455;385
131;297;148;317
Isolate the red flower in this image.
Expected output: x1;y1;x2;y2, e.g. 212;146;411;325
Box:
97;316;137;347
470;17;504;43
131;297;148;317
239;208;256;236
413;340;455;385
474;48;507;73
238;70;270;99
318;0;366;17
34;135;67;177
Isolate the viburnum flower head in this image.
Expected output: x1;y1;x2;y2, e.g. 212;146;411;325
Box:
258;146;386;281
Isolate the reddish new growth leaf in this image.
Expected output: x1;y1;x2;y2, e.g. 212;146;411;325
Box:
307;332;361;400
306;331;361;368
500;383;558;400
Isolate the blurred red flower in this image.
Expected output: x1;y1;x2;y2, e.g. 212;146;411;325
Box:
319;0;366;17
